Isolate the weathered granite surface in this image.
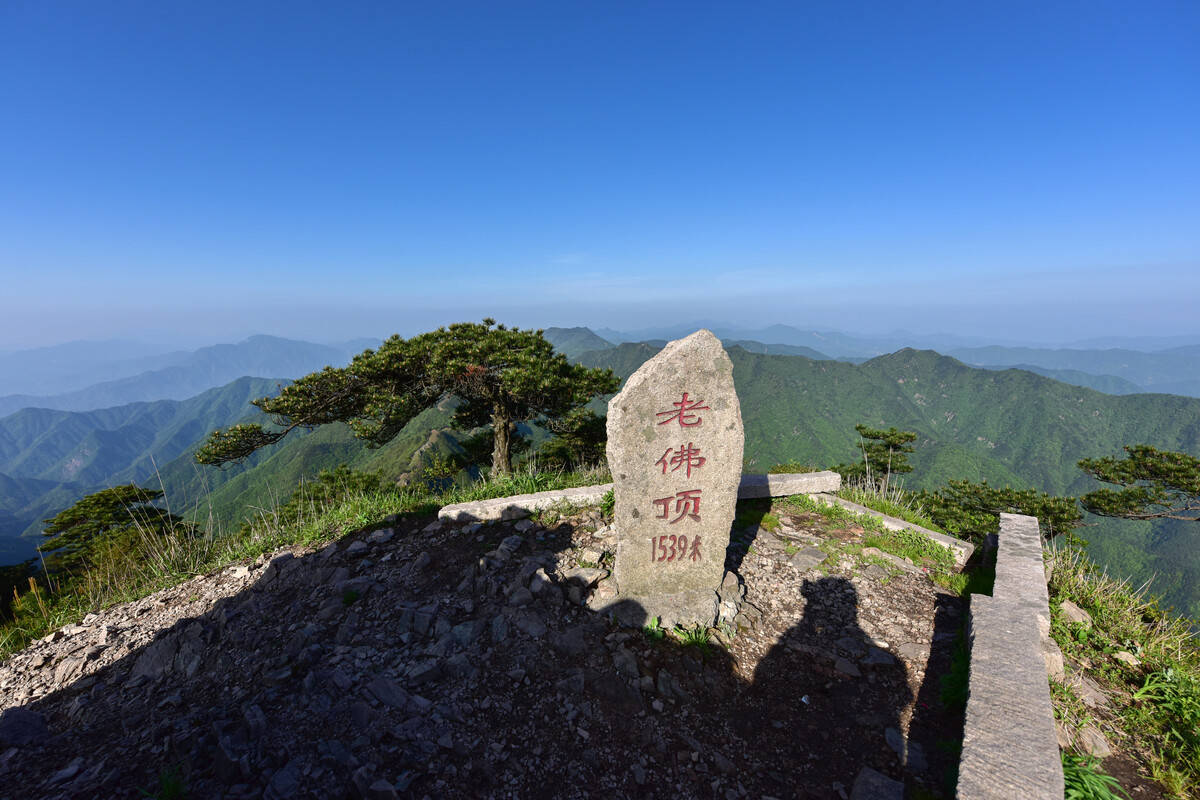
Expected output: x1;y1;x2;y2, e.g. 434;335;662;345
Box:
605;330;744;626
957;513;1063;800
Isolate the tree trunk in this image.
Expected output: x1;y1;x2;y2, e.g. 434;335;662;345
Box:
491;410;514;476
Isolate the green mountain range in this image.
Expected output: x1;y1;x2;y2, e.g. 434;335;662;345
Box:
574;344;1200;489
3;329;1199;620
949;344;1200;397
976;364;1144;395
574;342;1200;619
0;378;283;559
587;326;1200;397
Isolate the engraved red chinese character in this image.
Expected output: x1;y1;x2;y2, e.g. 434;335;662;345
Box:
689;536;702;561
655;392;710;427
652;488;702;524
655;443;706;478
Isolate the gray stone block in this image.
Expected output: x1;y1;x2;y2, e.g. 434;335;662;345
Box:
438;484;613;522
788;545;827;572
437;472;849;524
737;470;841;498
957;514;1063;800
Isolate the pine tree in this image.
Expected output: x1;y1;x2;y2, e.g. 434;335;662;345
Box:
915;480;1084;544
838;424;918;492
1078;445;1200;522
40;485;183;573
196;320;620;476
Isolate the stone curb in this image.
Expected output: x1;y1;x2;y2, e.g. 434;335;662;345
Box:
807;493;975;566
437;470;843;522
957;513;1063;799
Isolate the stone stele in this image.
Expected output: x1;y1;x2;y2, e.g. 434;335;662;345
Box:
604;329;744;627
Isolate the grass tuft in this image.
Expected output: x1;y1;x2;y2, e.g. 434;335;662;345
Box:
139;765;188;800
837;476;944;532
672;623;713;655
1062;751;1130;800
1049;544;1200;797
862;527;955;570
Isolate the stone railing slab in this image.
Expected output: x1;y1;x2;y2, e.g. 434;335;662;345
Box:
957;513;1063;800
737;470;841;498
438;470;842;523
808;493;974;566
438;485;614;522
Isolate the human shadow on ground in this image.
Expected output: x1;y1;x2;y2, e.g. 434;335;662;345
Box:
727;576;916;798
0;511;961;799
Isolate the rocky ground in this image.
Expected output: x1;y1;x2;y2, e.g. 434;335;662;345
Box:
0;499;967;800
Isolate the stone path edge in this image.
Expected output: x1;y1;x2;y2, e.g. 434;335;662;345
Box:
808;493;975;566
436;472;975;575
438;470;843;522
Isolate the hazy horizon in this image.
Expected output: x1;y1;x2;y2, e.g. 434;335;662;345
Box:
5;310;1200;358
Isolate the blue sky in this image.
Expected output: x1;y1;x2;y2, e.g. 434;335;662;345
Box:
1;1;1197;348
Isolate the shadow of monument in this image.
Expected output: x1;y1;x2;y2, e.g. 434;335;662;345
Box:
0;515;959;799
724;498;771;575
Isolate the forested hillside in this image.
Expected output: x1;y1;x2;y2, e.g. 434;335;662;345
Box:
0;378;283;558
976;364;1144;395
577;343;1200;619
5;333;1199;619
576;344;1200;488
153;400;465;531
